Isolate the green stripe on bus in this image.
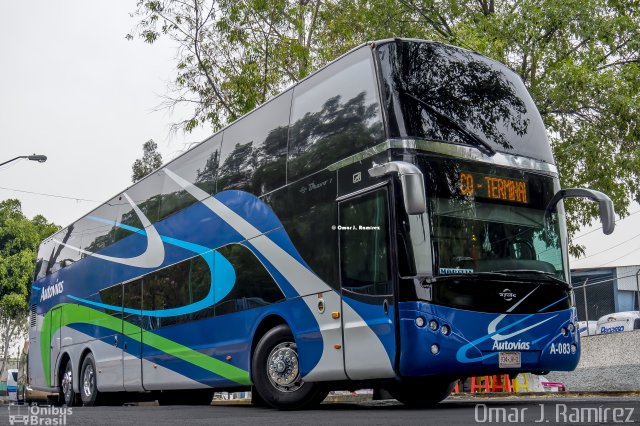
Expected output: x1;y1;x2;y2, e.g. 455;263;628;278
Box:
41;303;251;387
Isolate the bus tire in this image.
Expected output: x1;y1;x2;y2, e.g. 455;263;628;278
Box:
252;325;328;410
79;353;100;406
387;378;455;408
60;360;78;407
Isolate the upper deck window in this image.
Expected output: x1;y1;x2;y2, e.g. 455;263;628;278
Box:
288;47;384;181
377;41;553;164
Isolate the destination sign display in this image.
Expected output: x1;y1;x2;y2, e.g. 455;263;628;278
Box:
459;171;529;204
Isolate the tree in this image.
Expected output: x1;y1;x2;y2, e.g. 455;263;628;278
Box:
0;199;58;377
128;0;340;132
132;139;163;183
129;1;640;254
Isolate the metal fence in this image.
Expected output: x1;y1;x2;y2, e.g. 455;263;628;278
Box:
572;269;640;336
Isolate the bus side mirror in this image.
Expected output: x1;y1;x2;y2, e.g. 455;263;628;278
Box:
369;161;427;215
546;188;616;235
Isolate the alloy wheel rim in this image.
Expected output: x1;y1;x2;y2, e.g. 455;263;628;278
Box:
267;342;302;392
62;369;73;402
83;364;94;398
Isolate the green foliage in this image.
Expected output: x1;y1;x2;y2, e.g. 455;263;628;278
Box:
132;139;164;183
0;199;58;314
129;0;640;254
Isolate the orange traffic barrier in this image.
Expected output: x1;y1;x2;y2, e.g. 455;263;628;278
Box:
490;374;512;392
470;376;491;393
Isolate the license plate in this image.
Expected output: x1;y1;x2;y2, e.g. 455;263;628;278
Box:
499;351;521;368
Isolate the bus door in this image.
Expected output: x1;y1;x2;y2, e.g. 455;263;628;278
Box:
49;306;62;386
338;186;397;380
122;280;144;391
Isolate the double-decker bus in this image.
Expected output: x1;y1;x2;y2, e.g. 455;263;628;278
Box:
28;38;615;409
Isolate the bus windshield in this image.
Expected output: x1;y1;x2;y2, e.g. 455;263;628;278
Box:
378;40;553;163
413;157;568;282
431;197;566;281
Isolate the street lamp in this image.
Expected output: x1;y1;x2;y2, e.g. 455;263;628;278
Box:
0;154;47;168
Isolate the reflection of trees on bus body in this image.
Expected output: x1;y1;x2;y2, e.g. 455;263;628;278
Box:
389;43;530;151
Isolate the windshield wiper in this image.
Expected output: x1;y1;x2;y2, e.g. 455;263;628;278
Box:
489;269;570;287
401;92;496;156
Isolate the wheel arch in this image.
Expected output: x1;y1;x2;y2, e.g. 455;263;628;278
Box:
250;314;289;380
56;352;71;389
77;347;93;392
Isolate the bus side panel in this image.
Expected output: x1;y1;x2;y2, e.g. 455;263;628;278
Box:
28;304;46;389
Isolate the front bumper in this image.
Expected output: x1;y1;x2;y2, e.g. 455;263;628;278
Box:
398;301;580;377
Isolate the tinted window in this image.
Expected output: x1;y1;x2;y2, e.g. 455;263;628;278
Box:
339;190;392;295
266;169;339;289
121;171;165;227
123;279;143;327
214;244;284;316
377;41;553;163
142;260;191;328
78;202;120;254
34;240;55;280
136;255;212;328
96;193;144;247
218;91;291;195
49;226;82;268
288;47;384;181
190;255;211;303
99;284;123;317
160;133;223;218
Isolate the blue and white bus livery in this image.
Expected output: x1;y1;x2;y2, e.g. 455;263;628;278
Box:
28;39;615;409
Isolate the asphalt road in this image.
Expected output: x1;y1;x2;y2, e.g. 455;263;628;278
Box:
4;396;640;426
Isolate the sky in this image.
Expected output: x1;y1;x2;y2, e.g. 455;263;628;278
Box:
0;2;637;272
0;1;210;227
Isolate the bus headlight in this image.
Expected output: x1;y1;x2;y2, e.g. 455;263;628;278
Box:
415;317;425;327
568;323;575;333
441;325;450;336
430;344;440;355
429;320;439;331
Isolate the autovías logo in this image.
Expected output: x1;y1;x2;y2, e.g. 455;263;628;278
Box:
492;339;531;350
40;280;64;302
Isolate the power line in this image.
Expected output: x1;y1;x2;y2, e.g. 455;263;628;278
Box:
0;186;100;203
572;270;640;289
600;249;639;267
573;208;640;240
572;230;640;261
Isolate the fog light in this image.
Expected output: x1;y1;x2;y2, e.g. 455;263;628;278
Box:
429;320;439;331
415;317;425;327
430;344;440;355
561;327;568;336
571;344;577;354
441;325;450;336
568;323;575;333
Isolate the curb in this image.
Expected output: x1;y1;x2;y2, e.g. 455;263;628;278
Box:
210;391;640;406
448;391;640;399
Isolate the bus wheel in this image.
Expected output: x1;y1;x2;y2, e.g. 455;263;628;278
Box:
80;353;100;406
252;325;328;410
60;361;77;407
388;378;455;408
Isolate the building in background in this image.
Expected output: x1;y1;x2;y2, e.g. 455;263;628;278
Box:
571;265;640;321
